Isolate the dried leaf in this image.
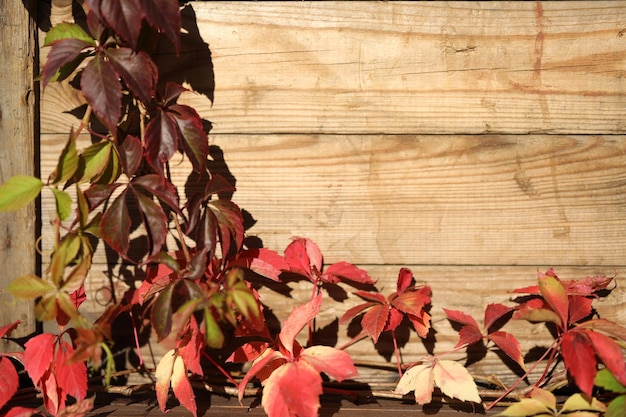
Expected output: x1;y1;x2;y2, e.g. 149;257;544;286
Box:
394;362;435;405
155;349;176;414
433;360;481;404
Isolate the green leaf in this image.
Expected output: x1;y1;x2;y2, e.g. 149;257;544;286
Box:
8;274;55;299
595;368;626;393
606;395;626;417
497;399;554;416
49;233;81;286
50;133;79;185
76;185;89;229
204;308;224;349
35;293;59;322
51;188;72;221
79;141;112;184
44;23;95;46
0;175;44;212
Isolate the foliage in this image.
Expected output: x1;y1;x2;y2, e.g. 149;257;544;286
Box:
1;1;626;416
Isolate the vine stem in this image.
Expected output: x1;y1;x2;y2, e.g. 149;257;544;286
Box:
202;351;240;388
337;330;369;351
391;329;403;377
485;338;559;410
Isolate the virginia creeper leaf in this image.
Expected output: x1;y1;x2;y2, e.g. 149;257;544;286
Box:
99;0;143;50
391;291;429;317
23;334;56;385
3;406;38;417
42;38;93;88
561;393;607;414
339;301;377;325
81;55;121;134
152;281;175;341
115;134;142;177
0;320;20;339
484;303;513;331
396;267;413;293
134;190;168;256
132;174;180;212
433;360;481;404
457;326;483;347
0;175;44;212
561;330;597;396
44;22;95;46
279;294;322;356
394;362;435;405
101;189;130;256
0;357;19;409
586;330;626;386
171;355;197;417
144;110;178;176
595;368;626;393
52;188;72;221
8;274;55;299
537;274;569;328
104;48;156;105
568;296;593;324
55;341;88;401
138;0;181;53
237;348;286;403
229;248;289;282
325;261;375;285
488;331;525;369
155;349;176;414
301;345;358;382
444;308;481;330
204;308;225;349
361;304;389;343
170;104;209;173
261;360;322;417
605;396;626;417
79;141;113;184
50;133;79;185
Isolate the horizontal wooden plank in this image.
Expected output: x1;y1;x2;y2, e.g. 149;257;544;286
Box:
40;134;626;266
40;2;626;135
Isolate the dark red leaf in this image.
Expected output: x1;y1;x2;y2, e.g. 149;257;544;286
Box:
162;81;187;106
104;48;156;105
133;190;168;256
586;329;626;386
138;0;181;53
210;199;245;258
170;104;209;173
483;303;513;331
0;320;20;339
396;267;413;294
42;39;93;88
568;295;593;324
99;0;143;49
361;304;389;343
457;326;483;347
561;330;597;396
0;357;19;409
132;174;180;212
23;334;56;385
444;308;480;330
144;109;178;176
84;183;122;209
487;331;524;368
325;261;375;285
204;173;236;198
101;189;130;256
81;54;121;134
115;134;142;176
152;281;176;341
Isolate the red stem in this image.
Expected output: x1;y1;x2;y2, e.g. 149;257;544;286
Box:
392;329;403;377
202;351;240;388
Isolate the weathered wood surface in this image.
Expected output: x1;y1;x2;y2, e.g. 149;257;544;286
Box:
34;0;626;394
40;1;626;135
0;0;38;349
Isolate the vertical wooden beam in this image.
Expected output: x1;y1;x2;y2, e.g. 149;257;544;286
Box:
0;0;38;350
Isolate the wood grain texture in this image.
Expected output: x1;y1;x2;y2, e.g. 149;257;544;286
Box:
0;0;38;348
40;1;626;135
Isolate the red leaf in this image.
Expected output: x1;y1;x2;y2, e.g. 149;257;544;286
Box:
0;357;19;409
353;290;386;304
279;294;322;357
0;320;20;339
104;48;156;105
227;341;272;364
23;334;56;385
561;330;597;396
361;304;389;343
55;341;87;401
115;135;142;176
568;295;593;324
238;349;286;403
538;274;569;328
586;329;626;386
339;301;377;325
284;238;319;280
325;261;375;285
81;54;121;134
457;326;483;347
261;360;323;417
384;307;404;332
301;346;358;382
487;331;525;368
408;310;432;339
396;267;413;294
145;110;178;176
391;291;429;317
230;248;289;282
138;0;181;53
41;371;60;415
3;406;38;417
101;189;130;256
444;309;480;330
99;0;143;49
155;350;175;413
483;303;512;331
171;356;197;417
170;104;209;174
42;39;93;88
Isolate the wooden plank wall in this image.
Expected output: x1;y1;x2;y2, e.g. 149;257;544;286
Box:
39;2;626;387
0;0;38;351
